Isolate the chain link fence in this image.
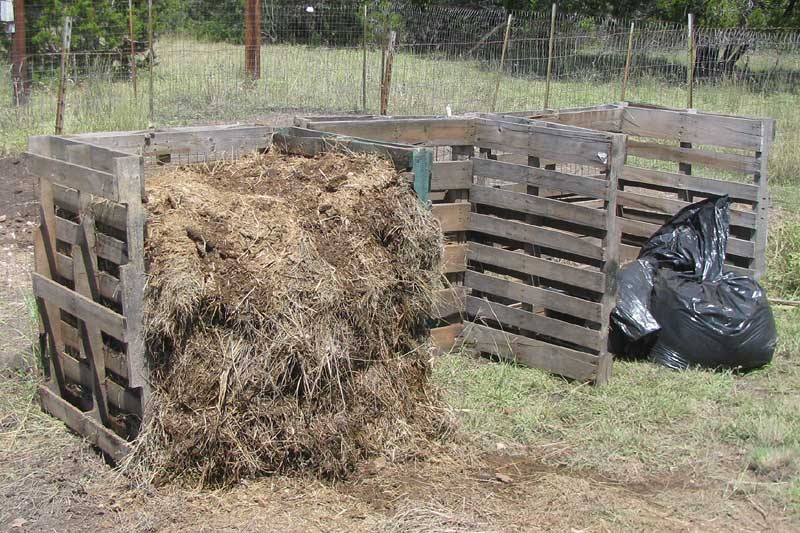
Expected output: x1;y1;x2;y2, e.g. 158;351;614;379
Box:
2;2;799;180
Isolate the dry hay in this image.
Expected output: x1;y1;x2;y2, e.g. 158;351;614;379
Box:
129;150;451;486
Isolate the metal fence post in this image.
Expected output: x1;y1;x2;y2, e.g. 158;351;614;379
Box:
491;13;513;112
128;0;138;98
543;3;557;109
687;13;695;108
362;4;368;112
148;0;154;128
54;16;72;135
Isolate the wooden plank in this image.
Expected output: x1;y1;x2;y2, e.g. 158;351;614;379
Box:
622;106;763;151
431;160;473;191
38;386;131;463
473;119;614;168
466;296;603;351
32;273;126;340
618;190;756;229
60;321;128;378
432;287;465;319
29;136;132;173
471;185;607;229
468;242;605;293
621;165;759;202
443;244;467;273
470;213;604;261
627;140;759;174
58;351;139;414
461;323;599;382
52;184;128;231
272;129;414;170
298;117;475;146
431;323;464;354
55;253;121;303
27;153;120;201
752;118;774;279
433;203;470;233
618;216;755;258
465;270;602;323
55;217;128;265
472;158;608;199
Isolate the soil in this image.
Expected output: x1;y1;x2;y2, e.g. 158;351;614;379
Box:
0;156;37;249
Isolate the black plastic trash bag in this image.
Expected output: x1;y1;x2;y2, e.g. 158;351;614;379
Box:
610;195;777;371
608;259;659;357
649;270;777;370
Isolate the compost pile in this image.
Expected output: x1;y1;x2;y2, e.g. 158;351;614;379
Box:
133;150;449;486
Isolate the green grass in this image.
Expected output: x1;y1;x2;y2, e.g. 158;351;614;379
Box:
2;37;800;183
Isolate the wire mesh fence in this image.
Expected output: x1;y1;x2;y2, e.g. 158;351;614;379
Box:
2;2;799;179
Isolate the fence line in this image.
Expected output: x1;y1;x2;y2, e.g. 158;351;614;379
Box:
1;3;800;180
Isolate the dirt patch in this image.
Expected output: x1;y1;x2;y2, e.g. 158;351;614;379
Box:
0;156;37;249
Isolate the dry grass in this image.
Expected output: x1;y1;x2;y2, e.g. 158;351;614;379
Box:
128;150;452;486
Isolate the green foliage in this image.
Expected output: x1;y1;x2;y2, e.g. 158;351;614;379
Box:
765;216;800;300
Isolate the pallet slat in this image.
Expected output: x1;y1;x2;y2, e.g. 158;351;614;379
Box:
468;242;605;292
465;270;602;323
466;296;603;351
431;160;473;190
618;190;756;228
621;165;758;202
28;153;120;201
473;158;608;199
433;203;470;233
471;185;607;229
32;273;126;340
461;323;599;382
627;140;759;174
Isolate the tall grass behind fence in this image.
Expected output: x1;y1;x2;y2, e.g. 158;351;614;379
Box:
1;3;800;180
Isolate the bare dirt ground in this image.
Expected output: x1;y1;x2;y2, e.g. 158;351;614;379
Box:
0;118;796;532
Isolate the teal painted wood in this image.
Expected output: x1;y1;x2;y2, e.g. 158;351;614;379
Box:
412;149;433;207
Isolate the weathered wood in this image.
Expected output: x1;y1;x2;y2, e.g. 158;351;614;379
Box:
471;185;607;229
621;165;759;202
431;160;473;191
272;129;414;170
618;216;755;258
297;117;475;146
32;273;127;340
38;386;131;463
461;323;599;382
60;321;128;379
466;296;603;351
432;287;466;319
468;242;604;293
52;184;128;231
472;158;608;199
621;106;763;151
618;190;756;228
430;323;464;354
626;140;759;174
55;217;128;265
55;254;121;303
465;270;602;323
57;349;139;414
752;119;774;279
443;244;467;273
412;149;433;205
432;203;470;233
473;119;614;168
470;213;604;261
29;136;132;173
27;153;120;201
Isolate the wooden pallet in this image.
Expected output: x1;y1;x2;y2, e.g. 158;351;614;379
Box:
28;124;438;461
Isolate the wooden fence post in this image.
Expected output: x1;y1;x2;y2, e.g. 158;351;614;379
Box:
245;0;261;80
11;0;28;106
491;13;513;113
148;0;154;128
128;0;137;98
543;3;557;109
362;4;368;111
621;21;634;101
54;16;72;135
380;30;396;115
687;13;695;108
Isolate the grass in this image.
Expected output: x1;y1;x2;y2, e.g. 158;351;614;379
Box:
2;37;800;183
2;34;800;522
